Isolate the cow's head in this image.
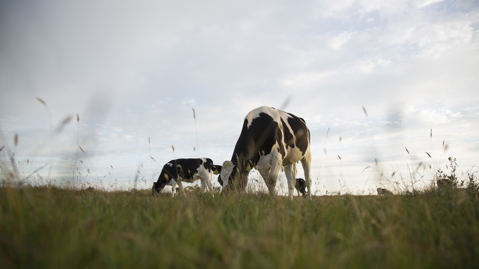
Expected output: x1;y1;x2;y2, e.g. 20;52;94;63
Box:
152;172;171;196
219;161;235;191
220;159;251;193
152;182;160;196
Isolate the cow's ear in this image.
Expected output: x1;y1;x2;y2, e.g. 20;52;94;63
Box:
246;162;253;172
212;165;221;175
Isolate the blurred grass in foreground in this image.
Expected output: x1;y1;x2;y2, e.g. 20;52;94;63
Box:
1;184;478;269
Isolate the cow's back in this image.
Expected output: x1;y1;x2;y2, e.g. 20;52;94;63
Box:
232;108;284;164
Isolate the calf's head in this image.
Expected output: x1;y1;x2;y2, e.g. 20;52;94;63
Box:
295;178;306;197
152;173;171;196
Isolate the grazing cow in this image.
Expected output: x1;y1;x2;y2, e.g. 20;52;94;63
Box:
295;178;307;197
152;158;218;197
220;106;312;200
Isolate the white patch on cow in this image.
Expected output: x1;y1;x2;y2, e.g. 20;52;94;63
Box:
166;162;173;167
283;145;306;166
279;112;294;133
245;106;284;129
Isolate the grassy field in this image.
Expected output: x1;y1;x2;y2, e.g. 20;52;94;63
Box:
1;183;478;268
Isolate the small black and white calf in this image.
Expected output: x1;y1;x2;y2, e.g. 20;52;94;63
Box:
220;106;312;200
152;158;219;197
295;178;307;197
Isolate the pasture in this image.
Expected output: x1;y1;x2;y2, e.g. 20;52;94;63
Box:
1;183;478;268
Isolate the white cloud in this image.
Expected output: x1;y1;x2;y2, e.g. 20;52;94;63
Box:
331;31;354;49
182;99;196;106
412;0;445;9
313;0;355;18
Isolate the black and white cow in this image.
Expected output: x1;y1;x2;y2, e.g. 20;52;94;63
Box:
220;106;312;200
295;178;307;197
152;158;219;197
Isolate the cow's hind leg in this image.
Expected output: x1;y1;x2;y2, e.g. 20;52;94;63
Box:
284;163;297;201
300;149;313;201
200;180;206;193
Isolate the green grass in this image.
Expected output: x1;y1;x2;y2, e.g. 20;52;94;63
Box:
1;185;478;268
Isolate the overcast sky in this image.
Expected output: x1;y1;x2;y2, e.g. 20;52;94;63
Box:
1;0;478;194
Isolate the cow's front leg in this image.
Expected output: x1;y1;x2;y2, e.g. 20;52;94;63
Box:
170;179;177;197
177;180;187;197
